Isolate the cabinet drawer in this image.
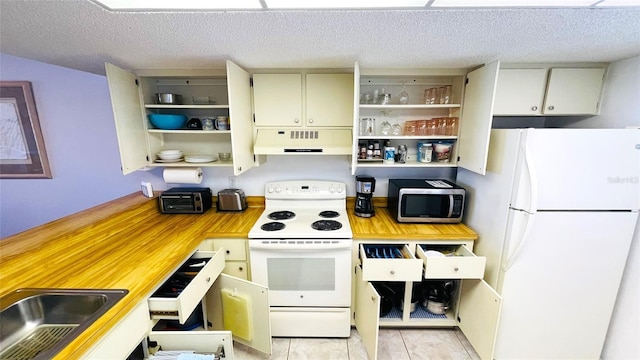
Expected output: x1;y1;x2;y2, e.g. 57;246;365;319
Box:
213;239;247;261
359;244;422;281
416;245;486;279
148;330;234;359
148;250;225;323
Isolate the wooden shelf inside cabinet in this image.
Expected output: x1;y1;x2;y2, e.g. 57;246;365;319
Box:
145;104;230;109
359;104;461;110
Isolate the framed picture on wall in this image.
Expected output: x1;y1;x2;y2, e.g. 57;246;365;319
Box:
0;81;52;179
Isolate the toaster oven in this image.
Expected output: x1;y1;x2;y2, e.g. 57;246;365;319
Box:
159;187;212;214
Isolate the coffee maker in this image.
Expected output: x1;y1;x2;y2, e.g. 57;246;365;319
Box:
355;176;376;218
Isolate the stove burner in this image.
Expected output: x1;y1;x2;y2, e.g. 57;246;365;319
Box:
312;220;343;231
319;210;340;218
261;222;286;231
268;211;296;221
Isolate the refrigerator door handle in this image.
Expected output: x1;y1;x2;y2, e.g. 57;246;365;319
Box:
503;211;536;272
522;133;539;213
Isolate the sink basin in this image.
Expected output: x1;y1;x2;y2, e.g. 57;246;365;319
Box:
0;288;128;360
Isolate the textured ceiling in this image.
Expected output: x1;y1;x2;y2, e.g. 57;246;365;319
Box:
1;1;639;75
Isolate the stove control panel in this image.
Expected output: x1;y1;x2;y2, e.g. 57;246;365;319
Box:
265;180;346;199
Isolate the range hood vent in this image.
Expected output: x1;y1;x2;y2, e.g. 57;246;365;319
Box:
254;128;352;155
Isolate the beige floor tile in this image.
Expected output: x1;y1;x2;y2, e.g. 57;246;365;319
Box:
287;337;349;360
453;329;480;360
377;329;410;360
233;338;289;360
347;328;369;360
400;328;472;360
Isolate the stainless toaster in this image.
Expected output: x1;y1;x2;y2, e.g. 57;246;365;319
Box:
217;188;248;212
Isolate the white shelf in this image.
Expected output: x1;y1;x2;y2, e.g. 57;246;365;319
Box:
145;104;229;109
148;130;231;134
356;162;457;168
357;136;457;141
359;104;461;110
150;160;233;167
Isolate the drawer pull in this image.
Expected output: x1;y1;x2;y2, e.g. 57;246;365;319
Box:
454;267;459;272
390;270;395;275
226;250;230;254
206;277;211;283
239;267;243;271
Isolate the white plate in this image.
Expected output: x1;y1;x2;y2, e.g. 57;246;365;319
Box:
184;155;217;163
424;250;445;257
155;157;184;163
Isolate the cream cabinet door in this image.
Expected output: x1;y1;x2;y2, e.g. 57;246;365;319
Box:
253;73;303;127
105;62;149;174
355;265;380;360
206;274;272;355
306;73;354;127
457;279;502;360
493;68;547;116
458;61;500;176
227;60;256;175
543;68;605;115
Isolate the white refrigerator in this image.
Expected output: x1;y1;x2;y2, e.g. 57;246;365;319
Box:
457;128;640;359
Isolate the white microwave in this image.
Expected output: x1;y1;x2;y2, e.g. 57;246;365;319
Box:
387;179;465;223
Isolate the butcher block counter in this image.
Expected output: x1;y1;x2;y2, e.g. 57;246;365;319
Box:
0;192;476;359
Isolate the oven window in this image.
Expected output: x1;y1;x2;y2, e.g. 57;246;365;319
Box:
267;258;335;291
403;194;449;217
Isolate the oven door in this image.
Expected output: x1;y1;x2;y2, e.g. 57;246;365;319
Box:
249;239;352;307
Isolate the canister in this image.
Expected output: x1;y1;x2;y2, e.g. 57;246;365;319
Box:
384;146;396;164
418;142;433;163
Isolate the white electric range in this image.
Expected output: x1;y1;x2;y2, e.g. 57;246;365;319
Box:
248;180;353;338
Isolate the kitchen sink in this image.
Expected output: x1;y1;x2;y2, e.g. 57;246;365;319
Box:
0;288;128;360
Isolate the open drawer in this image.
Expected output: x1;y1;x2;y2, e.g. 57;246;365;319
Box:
148;250;225;323
416;244;486;279
359;244;422;281
148;331;234;359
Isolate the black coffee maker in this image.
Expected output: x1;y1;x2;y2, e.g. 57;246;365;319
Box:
355;175;376;218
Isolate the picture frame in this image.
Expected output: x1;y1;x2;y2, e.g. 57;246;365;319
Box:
0;81;52;179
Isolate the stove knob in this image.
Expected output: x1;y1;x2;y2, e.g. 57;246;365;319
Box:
337;185;344;193
267;186;274;193
329;185;335;193
275;186;282;193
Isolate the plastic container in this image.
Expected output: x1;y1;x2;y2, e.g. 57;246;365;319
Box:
434;143;453;163
418;143;432;163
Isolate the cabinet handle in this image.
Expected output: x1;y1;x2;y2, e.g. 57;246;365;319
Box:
294;118;300;123
239;267;243;271
371;296;376;301
390;270;395;275
237;167;242;172
226;250;230;254
308;118;314;124
454;267;459;272
548;105;555;111
206;277;211;283
531;106;538;111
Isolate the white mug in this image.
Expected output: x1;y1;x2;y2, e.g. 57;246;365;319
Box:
215;116;229;130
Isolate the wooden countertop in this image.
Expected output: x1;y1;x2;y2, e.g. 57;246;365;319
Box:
0;193;476;358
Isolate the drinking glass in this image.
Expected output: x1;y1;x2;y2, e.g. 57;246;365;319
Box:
399;84;409;105
442;86;452;104
391;121;402;136
359;118;376;136
380;120;391;135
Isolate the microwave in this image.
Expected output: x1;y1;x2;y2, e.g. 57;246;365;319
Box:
388;179;465;223
159;187;212;214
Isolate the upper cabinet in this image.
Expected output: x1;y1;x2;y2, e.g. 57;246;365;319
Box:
493;66;606;116
252;72;354;127
105;61;255;176
352;61;499;176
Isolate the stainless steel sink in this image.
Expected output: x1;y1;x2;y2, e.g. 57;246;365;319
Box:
0;288;128;360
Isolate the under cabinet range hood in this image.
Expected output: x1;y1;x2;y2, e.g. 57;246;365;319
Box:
253;128;352;155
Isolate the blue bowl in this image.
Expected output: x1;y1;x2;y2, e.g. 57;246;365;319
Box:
148;114;187;130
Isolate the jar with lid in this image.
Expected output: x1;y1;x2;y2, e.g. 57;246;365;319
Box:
397;145;407;163
373;141;382;158
418;142;433;163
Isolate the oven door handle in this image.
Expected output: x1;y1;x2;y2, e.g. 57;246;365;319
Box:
249;241;352;250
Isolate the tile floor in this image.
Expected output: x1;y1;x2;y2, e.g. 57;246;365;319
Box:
234;328;480;360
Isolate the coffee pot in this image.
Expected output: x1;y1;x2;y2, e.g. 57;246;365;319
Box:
355;175;376;218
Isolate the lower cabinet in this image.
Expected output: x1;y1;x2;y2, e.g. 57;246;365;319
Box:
199;238;250;280
87;245;270;359
352;240;502;360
